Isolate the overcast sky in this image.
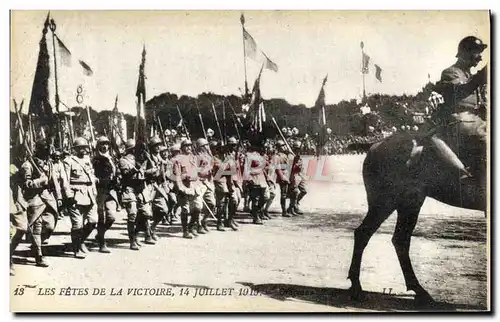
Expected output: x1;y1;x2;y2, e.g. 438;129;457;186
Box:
11;10;489;115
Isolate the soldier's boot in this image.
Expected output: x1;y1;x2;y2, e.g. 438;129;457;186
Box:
287;198;298;216
143;219;156;245
216;206;225;231
201;214;210;233
189;212;199;236
252;206;264;225
97;220;114;254
71;229;87;259
127;222;140;251
281;199;291;217
10;229;25;258
428;136;473;179
32;234;50;267
227;203;239;231
80;222;96;253
181;213;193;239
243;198;251;213
150;220;160;242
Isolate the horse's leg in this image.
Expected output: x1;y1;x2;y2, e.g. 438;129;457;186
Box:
393;196;434;304
348;201;394;299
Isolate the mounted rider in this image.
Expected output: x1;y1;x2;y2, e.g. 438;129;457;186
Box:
410;35;487;179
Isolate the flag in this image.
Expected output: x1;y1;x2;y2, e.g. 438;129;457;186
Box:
248;65;264;132
29;13;52;120
375;64;382;82
56;36;71;66
79;60;93;76
312;74;328;156
262;51;278;72
243;27;258;59
134;45;147;143
362;52;370;74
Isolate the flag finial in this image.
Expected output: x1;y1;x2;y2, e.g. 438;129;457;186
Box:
360;41;364;49
240;13;245;26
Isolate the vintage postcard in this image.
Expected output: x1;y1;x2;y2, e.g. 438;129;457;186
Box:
9;10;490;312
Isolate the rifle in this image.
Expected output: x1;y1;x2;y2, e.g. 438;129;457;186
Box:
176;105;191;140
86;105;96;150
271;116;295;157
143;149;170;201
157;116;169;145
211;103;224;143
195;101;207;139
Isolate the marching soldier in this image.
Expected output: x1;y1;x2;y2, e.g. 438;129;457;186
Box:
166;143;181;224
20;139;66;267
64;137;98;259
273;140;295;217
243;139;266;225
149;137;170;240
262;142;276;219
427;35;488;179
290;141;307;215
196;138;216;234
10;162;29;275
172;139;203;239
92;136;119;253
135;143;158;246
119;139;142;250
224;137;242;230
211;140;228;231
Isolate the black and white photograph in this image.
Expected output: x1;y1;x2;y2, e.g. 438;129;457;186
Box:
9;10;490;312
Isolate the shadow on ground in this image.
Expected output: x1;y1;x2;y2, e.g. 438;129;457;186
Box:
237;282;486;312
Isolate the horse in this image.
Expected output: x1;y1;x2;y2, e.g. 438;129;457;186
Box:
347;111;487;305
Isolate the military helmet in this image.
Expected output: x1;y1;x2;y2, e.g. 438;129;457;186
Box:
73;137;89;148
275;140;285;147
227;137;238;145
181;139;192;147
209;140;218;148
457;36;487;56
124;139;136;151
96;136;110;145
196;138;209;147
170;143;181;152
149;137;163;147
292;140;302;149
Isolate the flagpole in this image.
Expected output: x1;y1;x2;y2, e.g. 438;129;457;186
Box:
49;18;62;149
240;13;249;98
360;41;366;102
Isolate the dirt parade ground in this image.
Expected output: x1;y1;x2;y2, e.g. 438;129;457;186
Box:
10;154;488;312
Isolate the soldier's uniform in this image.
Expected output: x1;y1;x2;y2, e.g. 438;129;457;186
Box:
196;138;216;234
244;148;267;225
290;149;307;215
212;141;229;231
418;36;488;179
165;144;181;223
173;140;203;238
92;136;119;253
273;141;294;217
150;139;170;240
64;138;98;259
262;151;276;219
225;138;242;229
10;164;29;274
20;141;65;266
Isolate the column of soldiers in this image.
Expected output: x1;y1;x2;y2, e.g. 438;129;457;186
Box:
10;133;308;276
